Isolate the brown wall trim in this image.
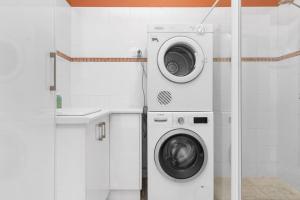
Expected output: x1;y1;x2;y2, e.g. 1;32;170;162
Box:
213;57;231;62
278;50;300;61
72;57;147;62
56;50;300;63
56;51;73;62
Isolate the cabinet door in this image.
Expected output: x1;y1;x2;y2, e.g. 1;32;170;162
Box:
110;114;142;190
86;118;110;200
0;0;56;200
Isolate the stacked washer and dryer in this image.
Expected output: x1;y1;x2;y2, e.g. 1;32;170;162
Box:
147;24;214;200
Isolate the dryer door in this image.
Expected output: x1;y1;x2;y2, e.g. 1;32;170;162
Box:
154;129;208;182
157;37;205;83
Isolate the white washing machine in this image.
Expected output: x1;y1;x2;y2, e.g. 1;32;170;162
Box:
147;112;214;200
147;24;213;112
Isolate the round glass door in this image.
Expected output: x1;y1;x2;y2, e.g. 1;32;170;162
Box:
154;129;208;181
164;45;196;77
157;37;205;83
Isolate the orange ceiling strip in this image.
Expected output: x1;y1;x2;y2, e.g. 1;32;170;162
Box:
66;0;278;7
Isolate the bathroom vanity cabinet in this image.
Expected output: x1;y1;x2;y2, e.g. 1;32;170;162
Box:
55;109;142;200
55;110;110;200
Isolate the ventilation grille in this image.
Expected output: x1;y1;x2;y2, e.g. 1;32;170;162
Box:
157;91;172;105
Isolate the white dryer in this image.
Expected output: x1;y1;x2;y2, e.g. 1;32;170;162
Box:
147;112;214;200
147;24;213;112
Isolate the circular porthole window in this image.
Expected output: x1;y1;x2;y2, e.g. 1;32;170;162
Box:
154;129;208;182
158;37;205;83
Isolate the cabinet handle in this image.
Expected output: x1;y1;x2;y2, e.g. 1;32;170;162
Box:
95;124;102;141
49;52;56;91
102;123;106;139
96;122;106;141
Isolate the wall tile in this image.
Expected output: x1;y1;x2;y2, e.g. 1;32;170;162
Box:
56;0;71;107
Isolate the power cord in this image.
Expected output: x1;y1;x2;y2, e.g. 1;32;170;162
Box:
137;50;148;179
137;49;147;109
200;0;221;25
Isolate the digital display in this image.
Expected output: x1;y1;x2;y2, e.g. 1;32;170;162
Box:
194;117;208;124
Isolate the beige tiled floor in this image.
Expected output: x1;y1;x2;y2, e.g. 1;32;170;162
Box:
215;177;300;200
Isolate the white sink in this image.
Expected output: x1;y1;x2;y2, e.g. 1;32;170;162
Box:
56;108;102;116
56;108;109;125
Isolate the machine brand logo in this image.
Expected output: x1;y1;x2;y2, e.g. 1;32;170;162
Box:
152;38;159;42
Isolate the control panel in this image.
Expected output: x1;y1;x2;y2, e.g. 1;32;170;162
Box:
173;114;209;126
152;112;211;126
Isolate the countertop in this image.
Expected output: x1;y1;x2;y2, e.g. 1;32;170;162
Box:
56;108;143;125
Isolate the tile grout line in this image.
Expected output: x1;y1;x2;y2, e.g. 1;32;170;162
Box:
56;50;300;63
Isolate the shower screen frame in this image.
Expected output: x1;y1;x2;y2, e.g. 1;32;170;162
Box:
231;0;242;200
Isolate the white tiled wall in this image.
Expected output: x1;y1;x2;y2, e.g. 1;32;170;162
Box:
70;7;231;109
276;4;300;189
241;5;300;185
241;63;278;176
56;0;71;107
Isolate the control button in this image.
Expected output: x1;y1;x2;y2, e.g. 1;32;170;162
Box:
177;117;185;125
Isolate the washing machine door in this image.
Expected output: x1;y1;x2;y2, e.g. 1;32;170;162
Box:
157;37;205;83
155;129;208;182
